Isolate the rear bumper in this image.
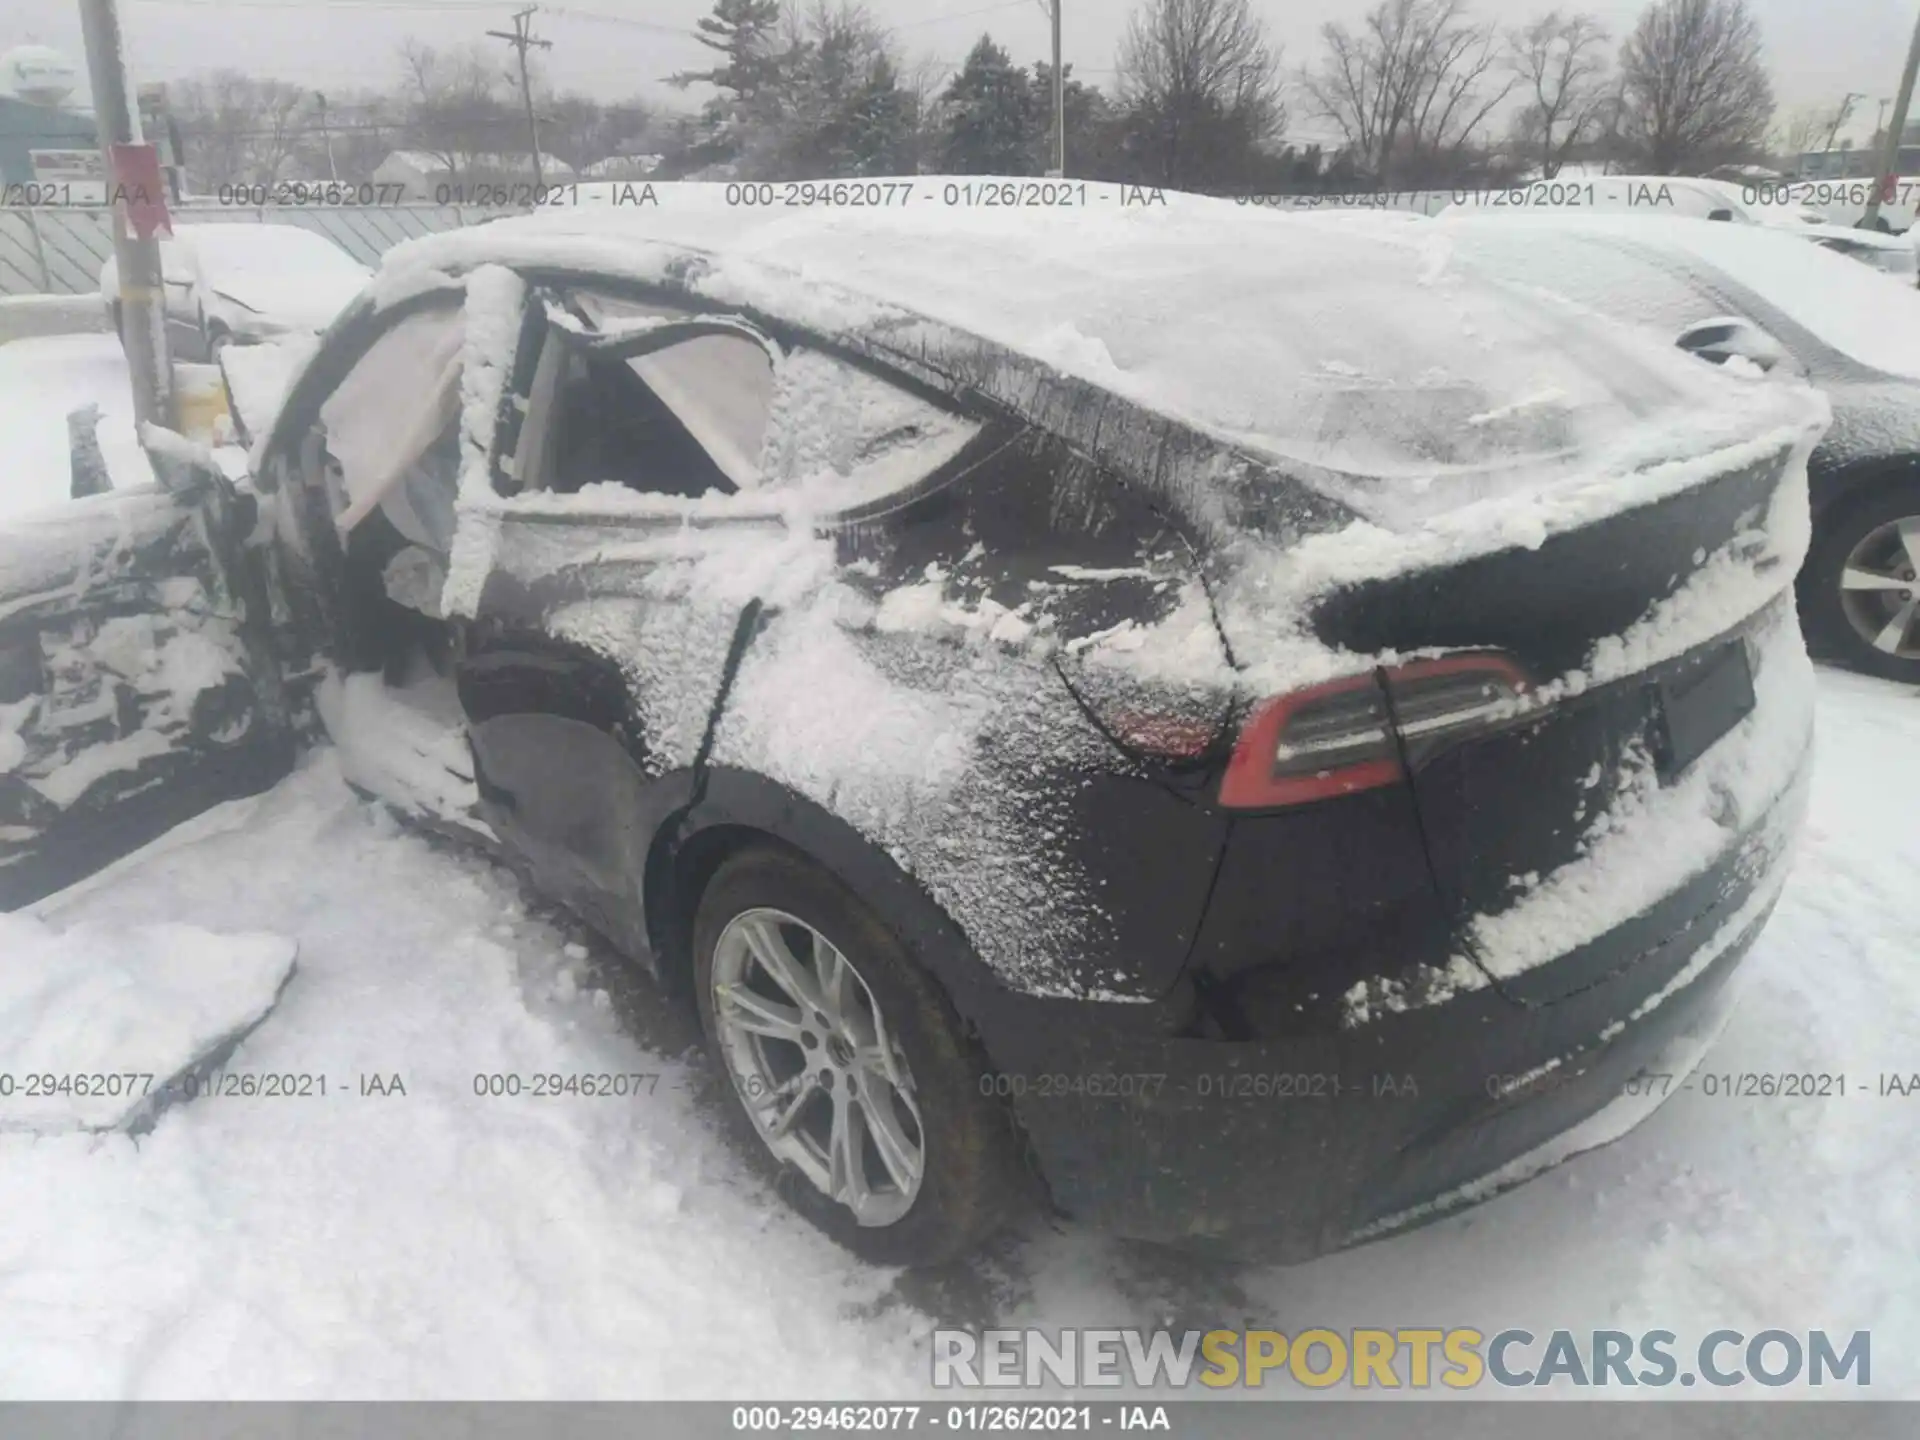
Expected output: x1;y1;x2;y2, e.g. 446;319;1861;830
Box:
965;749;1808;1261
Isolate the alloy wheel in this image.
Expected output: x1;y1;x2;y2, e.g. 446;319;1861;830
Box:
709;907;925;1227
1838;514;1920;660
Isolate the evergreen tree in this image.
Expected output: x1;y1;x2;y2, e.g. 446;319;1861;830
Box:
937;36;1037;174
1027;61;1114;176
670;0;788;143
842;55;920;174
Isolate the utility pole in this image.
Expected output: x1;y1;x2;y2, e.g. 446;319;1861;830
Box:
316;91;339;182
77;0;172;433
1050;0;1065;176
1822;92;1864;155
488;8;552;189
1864;7;1920;229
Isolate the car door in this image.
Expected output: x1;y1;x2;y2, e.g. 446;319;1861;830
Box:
448;284;785;962
0;460;294;909
245;278;492;842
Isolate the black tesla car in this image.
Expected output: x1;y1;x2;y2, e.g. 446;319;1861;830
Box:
0;189;1825;1265
1432;209;1920;684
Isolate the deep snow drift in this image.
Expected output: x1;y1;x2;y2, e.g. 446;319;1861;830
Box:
0;667;1915;1397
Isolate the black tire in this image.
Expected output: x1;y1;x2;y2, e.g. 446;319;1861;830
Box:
1800;478;1920;683
692;843;1026;1266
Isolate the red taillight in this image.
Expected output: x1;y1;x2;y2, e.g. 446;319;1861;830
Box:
1218;653;1529;810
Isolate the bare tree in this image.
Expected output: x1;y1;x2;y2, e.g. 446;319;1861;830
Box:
1616;0;1773;173
1504;11;1610;178
171;72;315;187
397;39;519;176
1304;0;1516;188
1114;0;1286;188
1771;106;1825;167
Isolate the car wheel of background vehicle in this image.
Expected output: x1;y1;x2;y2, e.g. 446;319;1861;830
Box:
1801;479;1920;683
692;843;1026;1266
205;324;232;359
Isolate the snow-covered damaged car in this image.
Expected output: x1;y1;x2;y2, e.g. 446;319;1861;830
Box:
101;222;371;362
0;190;1828;1265
1431;210;1920;683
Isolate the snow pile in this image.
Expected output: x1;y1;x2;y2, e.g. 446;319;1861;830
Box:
0;912;296;1134
0;759;931;1398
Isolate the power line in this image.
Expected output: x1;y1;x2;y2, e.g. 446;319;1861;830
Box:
540;6;698;38
896;1;1031;31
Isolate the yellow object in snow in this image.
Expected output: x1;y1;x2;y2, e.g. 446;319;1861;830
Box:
171;361;231;445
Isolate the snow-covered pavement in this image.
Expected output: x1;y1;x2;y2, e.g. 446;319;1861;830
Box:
0;666;1915;1398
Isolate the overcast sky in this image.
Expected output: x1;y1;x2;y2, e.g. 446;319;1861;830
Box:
6;0;1914;146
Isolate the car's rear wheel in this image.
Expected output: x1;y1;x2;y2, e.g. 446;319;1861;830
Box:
692;844;1024;1265
1803;479;1920;683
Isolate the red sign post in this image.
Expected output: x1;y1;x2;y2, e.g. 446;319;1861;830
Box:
109;142;171;239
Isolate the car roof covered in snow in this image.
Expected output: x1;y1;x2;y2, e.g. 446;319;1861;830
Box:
368;180;1818;528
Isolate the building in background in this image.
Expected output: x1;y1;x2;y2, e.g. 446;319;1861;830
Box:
1799;122;1920;179
372;149;577;200
0;44;98;193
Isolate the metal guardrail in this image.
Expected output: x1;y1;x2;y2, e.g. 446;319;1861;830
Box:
0;204;509;296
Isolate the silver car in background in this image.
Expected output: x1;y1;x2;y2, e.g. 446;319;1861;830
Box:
100;222;371;361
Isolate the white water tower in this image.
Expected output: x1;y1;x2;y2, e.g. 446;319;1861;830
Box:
0;44;80;107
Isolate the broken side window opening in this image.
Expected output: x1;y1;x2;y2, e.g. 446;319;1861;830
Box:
515;288;982;521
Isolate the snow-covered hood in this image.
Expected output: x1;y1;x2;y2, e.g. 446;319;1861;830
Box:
372;181;1815;532
202;271;367;334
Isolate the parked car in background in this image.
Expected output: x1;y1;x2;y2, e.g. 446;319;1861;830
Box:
1786;175;1920;235
100;222;370;362
1440;174;1919;283
1433;210;1920;682
11;193;1825;1265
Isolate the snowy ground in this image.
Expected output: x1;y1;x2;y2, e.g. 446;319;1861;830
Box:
2;336;1919;1400
0;334;153;520
0;666;1912;1400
